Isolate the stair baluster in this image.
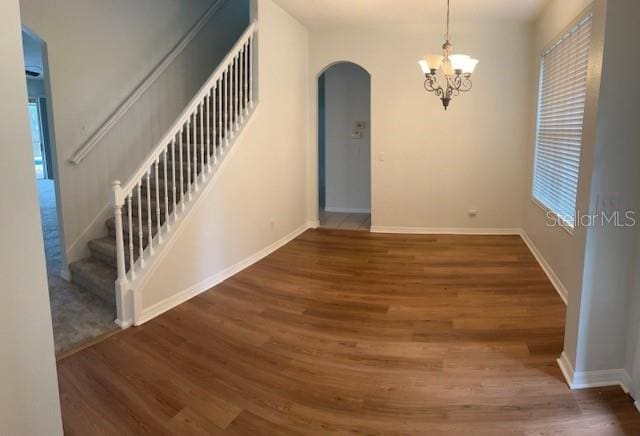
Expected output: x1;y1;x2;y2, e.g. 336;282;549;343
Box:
179;129;185;210
249;35;254;107
146;170;153;255
224;67;230;147
211;86;218;166
192;113;199;192
163;149;170;232
206;94;211;172
236;53;241;127
171;139;177;218
199;102;204;181
186;119;192;200
127;194;135;279
96;22;258;326
137;185;144;267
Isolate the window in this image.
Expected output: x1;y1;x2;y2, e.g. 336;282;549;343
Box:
29;98;45;179
532;13;592;229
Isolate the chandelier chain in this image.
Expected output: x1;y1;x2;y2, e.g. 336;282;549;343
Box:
446;0;450;42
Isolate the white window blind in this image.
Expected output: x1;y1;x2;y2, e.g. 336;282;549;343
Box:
532;13;592;228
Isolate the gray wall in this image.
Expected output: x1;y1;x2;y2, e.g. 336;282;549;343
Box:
26;78;44;96
323;62;371;213
0;0;62;433
19;0;250;265
318;73;326;210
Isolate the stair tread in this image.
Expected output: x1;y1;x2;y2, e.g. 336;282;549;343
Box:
70;257;117;281
88;236;116;252
69;257;117;306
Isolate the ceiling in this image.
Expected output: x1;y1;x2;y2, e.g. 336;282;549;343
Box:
272;0;550;29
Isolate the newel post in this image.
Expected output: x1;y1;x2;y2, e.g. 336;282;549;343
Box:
112;180;131;327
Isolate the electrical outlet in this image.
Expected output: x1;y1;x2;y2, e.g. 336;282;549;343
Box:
379;152;385;162
597;193;619;214
468;209;478;218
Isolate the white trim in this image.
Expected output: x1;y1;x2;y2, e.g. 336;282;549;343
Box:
635;401;640;414
114;318;133;329
60;266;72;282
324;207;371;214
137;221;311;325
557;352;632;393
370;226;521;236
557;351;575;387
308;220;320;229
69;0;227;165
519;230;569;305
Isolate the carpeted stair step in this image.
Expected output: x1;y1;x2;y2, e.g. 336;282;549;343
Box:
106;215;155;247
88;237;139;270
125;195;178;220
69;258;117;306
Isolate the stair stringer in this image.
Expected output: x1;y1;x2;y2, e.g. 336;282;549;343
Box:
117;103;260;328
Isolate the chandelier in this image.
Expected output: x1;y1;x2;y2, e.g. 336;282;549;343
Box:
419;0;479;110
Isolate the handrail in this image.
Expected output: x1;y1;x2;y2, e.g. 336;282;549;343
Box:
117;20;257;199
69;0;227;165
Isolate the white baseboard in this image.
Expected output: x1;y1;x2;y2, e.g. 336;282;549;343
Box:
324;207;371;214
60;266;72;282
114;318;133;329
137;222;312;325
308;220;319;229
519;231;569;305
557;351;575;388
557;351;631;393
370;226;521;236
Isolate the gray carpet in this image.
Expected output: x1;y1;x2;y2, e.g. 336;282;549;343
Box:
38;180;117;354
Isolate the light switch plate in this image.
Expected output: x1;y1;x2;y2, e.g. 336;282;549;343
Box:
597;192;619;214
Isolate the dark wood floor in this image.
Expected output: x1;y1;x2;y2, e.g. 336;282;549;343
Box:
57;230;640;435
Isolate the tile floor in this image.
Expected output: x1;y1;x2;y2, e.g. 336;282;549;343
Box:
38;180;117;354
319;210;371;231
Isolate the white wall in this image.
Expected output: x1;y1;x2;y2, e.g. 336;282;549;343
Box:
137;0;309;312
0;0;62;433
323;63;371;213
574;0;640;374
521;0;605;370
19;0;250;265
308;20;534;232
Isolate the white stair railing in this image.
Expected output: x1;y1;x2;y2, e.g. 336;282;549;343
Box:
111;21;257;325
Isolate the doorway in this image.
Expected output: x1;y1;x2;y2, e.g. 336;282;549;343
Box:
318;62;371;231
22;28;117;355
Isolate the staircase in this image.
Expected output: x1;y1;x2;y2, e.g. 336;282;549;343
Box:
69;21;258;324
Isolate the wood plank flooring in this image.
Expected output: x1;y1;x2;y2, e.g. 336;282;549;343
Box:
57;230;640;435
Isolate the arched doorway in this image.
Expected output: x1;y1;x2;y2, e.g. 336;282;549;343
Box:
318;62;371;231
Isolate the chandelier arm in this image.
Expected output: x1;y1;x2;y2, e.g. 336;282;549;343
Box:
424;79;445;98
424;76;444;96
459;76;473;93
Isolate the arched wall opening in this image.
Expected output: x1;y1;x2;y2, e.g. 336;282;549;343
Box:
316;61;372;231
